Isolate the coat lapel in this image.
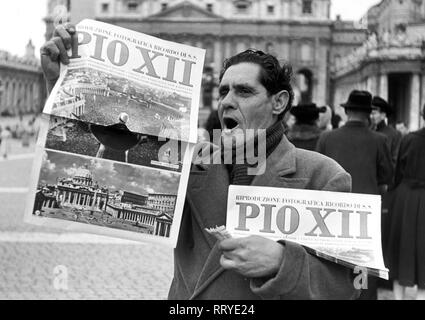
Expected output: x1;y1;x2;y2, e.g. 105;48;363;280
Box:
187;163;229;300
190;136;308;299
187;163;230;249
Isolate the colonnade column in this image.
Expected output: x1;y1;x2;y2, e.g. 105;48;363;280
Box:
379;73;388;101
409;73;421;131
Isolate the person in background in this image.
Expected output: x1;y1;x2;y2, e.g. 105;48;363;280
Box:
371;96;402;169
318;105;333;131
370;98;402;278
0;126;12;159
316;90;393;300
204;109;221;144
287;103;327;151
385;105;425;300
331;112;343;129
284;113;296;131
396;122;409;137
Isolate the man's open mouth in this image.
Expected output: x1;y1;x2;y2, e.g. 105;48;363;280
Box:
223;117;240;134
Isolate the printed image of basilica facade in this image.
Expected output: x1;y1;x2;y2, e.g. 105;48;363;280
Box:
35;166;176;238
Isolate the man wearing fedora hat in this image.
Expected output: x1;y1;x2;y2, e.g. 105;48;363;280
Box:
371;96;402;168
316;90;393;300
287;103;327;151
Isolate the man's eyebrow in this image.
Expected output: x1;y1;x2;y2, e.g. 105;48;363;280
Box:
234;83;256;91
218;82;256;92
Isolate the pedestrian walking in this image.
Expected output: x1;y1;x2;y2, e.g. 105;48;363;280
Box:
371;96;402;168
385;106;425;300
316;90;393;300
0;126;12;159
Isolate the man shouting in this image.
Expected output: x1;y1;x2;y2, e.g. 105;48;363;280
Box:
41;24;358;300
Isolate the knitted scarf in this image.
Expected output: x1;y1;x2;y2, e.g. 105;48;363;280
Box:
226;121;285;185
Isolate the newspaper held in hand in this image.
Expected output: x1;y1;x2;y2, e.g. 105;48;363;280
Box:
24;19;205;247
223;185;389;279
205;226;233;241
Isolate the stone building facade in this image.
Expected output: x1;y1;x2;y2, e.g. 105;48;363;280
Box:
147;193;177;214
332;0;425;131
0;41;46;116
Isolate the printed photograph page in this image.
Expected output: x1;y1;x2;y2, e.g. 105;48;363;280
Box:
24;104;194;248
43;19;206;143
226;185;389;279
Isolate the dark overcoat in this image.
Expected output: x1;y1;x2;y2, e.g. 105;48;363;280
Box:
376;121;402;169
168;134;359;300
287;123;322;151
385;128;425;288
316;121;393;194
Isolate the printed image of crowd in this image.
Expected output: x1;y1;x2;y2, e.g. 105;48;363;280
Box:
32;150;181;238
45;115;184;172
50;67;192;141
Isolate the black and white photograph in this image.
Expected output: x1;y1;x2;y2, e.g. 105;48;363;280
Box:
1;0;425;303
45;115;185;172
50;67;192;140
32;149;180;238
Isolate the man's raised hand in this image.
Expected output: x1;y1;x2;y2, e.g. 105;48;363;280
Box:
40;23;76;93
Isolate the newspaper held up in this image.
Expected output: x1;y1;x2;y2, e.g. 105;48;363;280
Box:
224;185;389;279
43;19;205;143
25;19;205;247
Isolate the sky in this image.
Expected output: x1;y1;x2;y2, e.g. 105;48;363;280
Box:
0;0;381;57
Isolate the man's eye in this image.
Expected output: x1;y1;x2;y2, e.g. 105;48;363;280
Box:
219;89;228;98
238;88;252;95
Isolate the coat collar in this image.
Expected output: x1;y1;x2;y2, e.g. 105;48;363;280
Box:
344;120;369;128
376;120;387;131
187;135;298;299
287;124;322;141
193;134;297;177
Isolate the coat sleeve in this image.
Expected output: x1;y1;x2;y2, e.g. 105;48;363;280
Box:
377;136;394;186
249;170;358;300
390;131;402;169
315;132;327;154
394;134;410;187
250;241;359;300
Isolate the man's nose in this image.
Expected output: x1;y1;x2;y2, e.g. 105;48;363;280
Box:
220;91;237;110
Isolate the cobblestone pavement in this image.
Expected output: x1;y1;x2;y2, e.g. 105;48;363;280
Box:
0;242;173;300
0;155;419;300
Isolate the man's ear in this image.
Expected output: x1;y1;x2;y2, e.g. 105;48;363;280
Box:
272;90;290;117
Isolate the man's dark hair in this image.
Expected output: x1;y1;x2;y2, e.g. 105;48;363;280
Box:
219;49;295;120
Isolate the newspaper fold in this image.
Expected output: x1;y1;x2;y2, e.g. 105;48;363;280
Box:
205;226;233;241
223;185;389;279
